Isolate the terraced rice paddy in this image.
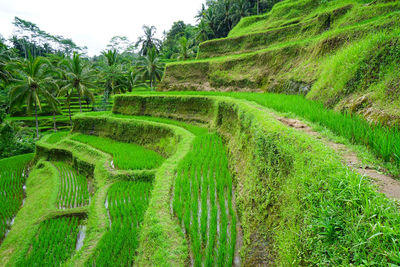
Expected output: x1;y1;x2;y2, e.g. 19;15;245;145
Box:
71;134;165;170
53;162;90;209
46;131;69;144
16;216;82;266
89;181;152;266
173;133;238;266
0;154;33;243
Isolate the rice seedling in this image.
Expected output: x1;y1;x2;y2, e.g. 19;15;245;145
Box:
16;216;81;266
89;181;152;266
71;134;165;170
46;131;69;144
173;133;237;266
0;154;33;243
53;162;90;209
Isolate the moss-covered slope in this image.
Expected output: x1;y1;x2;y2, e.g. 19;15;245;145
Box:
160;0;400;124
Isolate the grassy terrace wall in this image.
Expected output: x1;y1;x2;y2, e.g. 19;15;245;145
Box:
115;94;400;265
113;95;216;124
198;0;400;59
160;0;400;123
72;113;179;157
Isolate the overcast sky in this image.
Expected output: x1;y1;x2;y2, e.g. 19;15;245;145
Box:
0;0;205;56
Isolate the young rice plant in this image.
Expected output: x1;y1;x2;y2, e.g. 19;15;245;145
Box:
173;133;237;266
53;162;90;209
89;181;152;266
16;216;81;266
0;154;33;243
71;134;165;170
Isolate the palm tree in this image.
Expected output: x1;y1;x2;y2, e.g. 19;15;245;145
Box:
101;49;127;94
196;20;212;43
59;52;96;118
175;37;195;61
136;25;162;56
7;54;58;138
103;49;118;66
230;0;253;25
0;42;13;85
135;48;164;90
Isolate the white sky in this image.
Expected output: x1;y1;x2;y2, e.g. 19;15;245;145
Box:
0;0;205;56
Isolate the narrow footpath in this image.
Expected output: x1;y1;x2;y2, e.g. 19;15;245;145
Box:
276;117;400;201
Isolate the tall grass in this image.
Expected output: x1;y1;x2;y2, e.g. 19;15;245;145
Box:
89;181;152;266
235;92;400;167
16;216;81;266
173;133;237;266
71;134;165;170
0;154;33;242
53;162;90;209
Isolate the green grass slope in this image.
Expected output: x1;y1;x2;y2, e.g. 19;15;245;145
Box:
160;0;400;124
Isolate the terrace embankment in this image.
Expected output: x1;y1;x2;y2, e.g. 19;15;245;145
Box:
115;94;400;266
33;114;194;266
0;114;194;266
160;0;400;125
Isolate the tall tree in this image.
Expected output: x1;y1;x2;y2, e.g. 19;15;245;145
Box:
175;37;194;61
101;50;127;94
59;53;96;117
230;0;253;25
136;25;162;56
135;48;164;90
7;54;58;137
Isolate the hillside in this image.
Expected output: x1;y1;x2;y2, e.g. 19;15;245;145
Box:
160;0;400;125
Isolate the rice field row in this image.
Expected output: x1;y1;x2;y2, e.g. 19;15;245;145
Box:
89;181;152;266
53;162;90;209
46;131;69;144
0;154;33;243
173;133;237;266
16;216;82;266
71;134;165;170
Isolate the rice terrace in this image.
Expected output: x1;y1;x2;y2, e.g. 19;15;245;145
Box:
1;0;400;266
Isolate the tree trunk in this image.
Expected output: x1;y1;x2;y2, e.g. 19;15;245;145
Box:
34;100;39;138
68;104;72;126
78;94;82;113
53;111;57;132
150;79;153;91
257;0;260;15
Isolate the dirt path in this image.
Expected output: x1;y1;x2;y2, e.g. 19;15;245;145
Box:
276;117;400;201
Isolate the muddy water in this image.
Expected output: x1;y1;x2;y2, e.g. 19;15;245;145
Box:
76;225;86;251
105;198;112;227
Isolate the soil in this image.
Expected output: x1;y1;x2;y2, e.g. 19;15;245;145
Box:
276;117;400;201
